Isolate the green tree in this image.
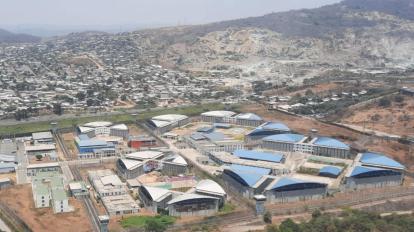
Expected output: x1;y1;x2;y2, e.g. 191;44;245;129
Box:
53;103;63;115
35;154;43;161
264;211;272;224
394;95;404;103
378;98;391;107
312;209;322;219
266;224;280;232
279;219;301;232
144;217;166;232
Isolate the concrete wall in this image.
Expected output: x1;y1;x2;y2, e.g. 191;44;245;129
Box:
162;162;186;176
265;187;327;203
116;161;144;180
222;172;255;199
168;200;218;217
110;128;129;138
261;141;294;152
313;146;350;159
52;199;70;213
345;174;403;190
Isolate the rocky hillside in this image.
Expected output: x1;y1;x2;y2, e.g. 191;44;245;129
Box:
124;0;414;82
0;29;41;44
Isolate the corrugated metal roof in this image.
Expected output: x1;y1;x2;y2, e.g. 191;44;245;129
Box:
263;133;305;143
201;111;236;117
227;164;271;187
0;154;16;163
319;166;342;176
271;177;304;189
350;166;383;177
78;134;90;141
203;132;228;142
313;137;349;149
261;122;290;131
84;121;113;128
196;127;214;133
152;114;188;122
233;149;284;163
229;164;271;175
235;113;262;121
77;139;110;147
143;186;171;202
360;152;405;170
190;132;206;141
168;193;218;205
195;179;226;196
0;163;16;169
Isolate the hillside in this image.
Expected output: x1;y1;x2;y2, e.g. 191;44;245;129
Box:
0;29;41;44
118;0;414;82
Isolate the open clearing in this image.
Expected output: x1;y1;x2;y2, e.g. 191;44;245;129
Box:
340;98;414;137
0;184;91;232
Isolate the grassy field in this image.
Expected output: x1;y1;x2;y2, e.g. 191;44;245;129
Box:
218;203;236;215
120;215;176;228
0;103;238;136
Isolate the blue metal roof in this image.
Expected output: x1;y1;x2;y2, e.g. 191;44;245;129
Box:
78;134;90;141
233;150;284;163
203;132;227;141
77;139;110;147
197;127;214;133
0;163;16;169
229;164;271;175
261;122;290;131
350;165;402;178
263;133;305;143
271;177;304;189
269;177;327;191
227;164;271;187
319;166;342;176
313;137;349;149
350;166;382;177
360;152;405;169
190;132;206;141
213;123;231;128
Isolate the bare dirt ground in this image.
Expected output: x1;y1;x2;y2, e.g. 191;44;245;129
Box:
242;104;360;141
0;173;16;184
113;100;136;109
62;132;77;159
241;104;414;170
0;184;92;232
264;83;340;97
128;124;146;136
340;98;414;137
28;155;54;164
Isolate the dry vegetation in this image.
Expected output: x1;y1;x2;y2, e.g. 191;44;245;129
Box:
0;184;92;232
341;98;414;137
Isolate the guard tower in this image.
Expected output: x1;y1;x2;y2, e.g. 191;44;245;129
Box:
254;195;267;215
98;215;110;232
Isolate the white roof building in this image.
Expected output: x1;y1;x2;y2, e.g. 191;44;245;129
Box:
125;151;164;161
201;111;236;118
84;121;113;128
194;179;226;197
152;114;188;122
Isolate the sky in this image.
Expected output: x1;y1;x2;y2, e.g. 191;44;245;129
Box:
0;0;342;35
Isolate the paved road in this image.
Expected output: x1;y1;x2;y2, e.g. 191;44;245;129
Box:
16;140;28;184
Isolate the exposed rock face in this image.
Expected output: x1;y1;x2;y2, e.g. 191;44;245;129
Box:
113;0;414;81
